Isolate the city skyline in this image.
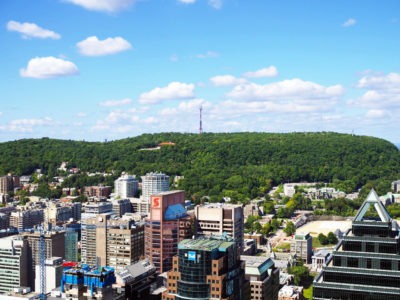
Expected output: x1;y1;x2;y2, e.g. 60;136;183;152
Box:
1;0;399;144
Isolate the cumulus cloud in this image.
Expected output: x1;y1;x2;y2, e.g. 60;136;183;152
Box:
77;36;132;56
243;66;278;78
352;72;400;110
208;0;223;9
20;56;79;79
227;78;344;101
342;18;356;27
77;112;87;117
63;0;136;12
210;75;247;86
99;98;132;107
160;98;208;116
139;82;195;104
7;21;60;39
196;51;219;59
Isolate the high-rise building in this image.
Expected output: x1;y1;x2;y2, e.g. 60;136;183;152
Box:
22;230;65;289
162;235;249;300
114;174;139;199
81;213;144;270
145;191;193;273
10;209;44;230
0;236;29;293
241;256;280;300
195;203;244;250
290;232;312;264
65;229;79;262
34;257;63;293
112;198;132;217
313;189;400;299
141;172;169;202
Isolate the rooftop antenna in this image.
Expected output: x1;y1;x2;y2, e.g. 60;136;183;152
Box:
199;105;203;134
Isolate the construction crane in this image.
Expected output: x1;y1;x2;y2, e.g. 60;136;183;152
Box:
39;224;47;300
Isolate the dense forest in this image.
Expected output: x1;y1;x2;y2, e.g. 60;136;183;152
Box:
0;132;399;203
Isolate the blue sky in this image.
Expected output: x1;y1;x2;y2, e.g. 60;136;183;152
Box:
0;0;399;144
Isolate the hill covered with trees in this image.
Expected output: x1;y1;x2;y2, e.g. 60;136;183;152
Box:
0;132;399;202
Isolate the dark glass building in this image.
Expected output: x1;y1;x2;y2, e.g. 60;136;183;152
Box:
313;189;400;300
163;235;249;300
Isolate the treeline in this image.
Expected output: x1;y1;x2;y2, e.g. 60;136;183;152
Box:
0;132;399;203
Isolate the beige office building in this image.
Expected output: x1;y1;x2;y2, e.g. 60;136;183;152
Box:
195;203;244;250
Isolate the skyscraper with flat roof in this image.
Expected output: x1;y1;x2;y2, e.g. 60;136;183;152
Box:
162;235;249;300
145;191;193;273
141;172;169;202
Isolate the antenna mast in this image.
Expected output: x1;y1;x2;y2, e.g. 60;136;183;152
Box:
199;106;203;134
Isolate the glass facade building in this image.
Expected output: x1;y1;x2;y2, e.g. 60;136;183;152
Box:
163;235;249;300
313;189;400;300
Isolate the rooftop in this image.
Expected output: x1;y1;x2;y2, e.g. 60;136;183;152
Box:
178;236;235;252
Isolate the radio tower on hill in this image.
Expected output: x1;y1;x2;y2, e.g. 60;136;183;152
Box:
199;106;203;134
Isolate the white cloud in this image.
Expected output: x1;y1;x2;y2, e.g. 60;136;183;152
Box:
139;82;195;104
210;75;247;86
357;72;400;90
7;21;60;39
63;0;136;12
160;98;207;116
342;18;356;27
366;109;386;118
99;98;132;107
178;0;196;3
243;66;278;78
208;0;223;9
196;51;219;59
352;72;400;110
77;112;87;117
227;78;344;101
7;117;54;132
20;56;79;79
77;36;132;56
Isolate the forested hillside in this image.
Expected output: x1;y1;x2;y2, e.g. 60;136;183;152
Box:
0;132;399;202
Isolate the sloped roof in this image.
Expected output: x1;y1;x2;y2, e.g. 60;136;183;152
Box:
354;189;392;222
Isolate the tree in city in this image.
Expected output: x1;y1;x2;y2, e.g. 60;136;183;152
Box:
284;221;296;236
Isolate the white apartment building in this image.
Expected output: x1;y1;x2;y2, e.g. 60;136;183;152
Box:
114;174;138;199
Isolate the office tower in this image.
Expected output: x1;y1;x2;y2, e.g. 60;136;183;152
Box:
81;202;113;266
81;213;144;270
114;174;139;198
112;198;132;217
290;232;312;264
65;229;78;262
195;203;244;250
313;189;400;299
0;236;29;293
106;218;145;272
141;172;169;201
10;209;44;230
22;230;65;289
241;256;280;300
162;235;249;300
34;257;63;293
145;191;193;273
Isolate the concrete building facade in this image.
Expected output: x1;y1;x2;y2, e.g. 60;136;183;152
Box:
290;233;312;264
195;204;244;250
0;236;29;293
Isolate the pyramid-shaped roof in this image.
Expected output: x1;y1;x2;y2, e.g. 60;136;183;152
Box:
354;189;392;222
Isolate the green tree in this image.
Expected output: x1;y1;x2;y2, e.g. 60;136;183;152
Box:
327;232;338;244
318;233;328;245
284;221;296;236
